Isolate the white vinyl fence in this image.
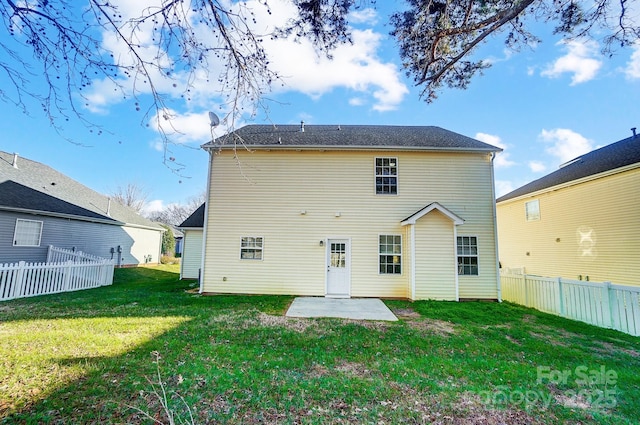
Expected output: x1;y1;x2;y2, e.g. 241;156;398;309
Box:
501;271;640;337
46;245;106;263
0;257;114;302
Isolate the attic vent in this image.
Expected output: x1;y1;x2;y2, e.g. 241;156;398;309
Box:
12;153;18;169
300;120;305;133
632;127;637;138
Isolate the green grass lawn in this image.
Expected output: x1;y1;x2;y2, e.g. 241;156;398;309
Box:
1;265;638;424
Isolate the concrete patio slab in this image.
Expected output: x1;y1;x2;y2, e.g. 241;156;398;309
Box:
286;297;398;321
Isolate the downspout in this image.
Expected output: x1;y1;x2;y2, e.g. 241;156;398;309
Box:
199;146;215;294
490;152;502;302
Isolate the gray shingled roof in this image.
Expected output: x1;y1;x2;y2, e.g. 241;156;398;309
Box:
204;125;501;152
0;151;162;230
179;203;205;228
497;135;640;203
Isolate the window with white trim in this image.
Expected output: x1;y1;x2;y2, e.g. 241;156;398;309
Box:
525;200;540;221
13;219;43;247
375;157;398;195
457;236;478;275
379;235;402;274
240;237;263;260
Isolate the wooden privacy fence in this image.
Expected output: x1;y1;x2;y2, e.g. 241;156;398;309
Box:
501;271;640;337
0;259;114;302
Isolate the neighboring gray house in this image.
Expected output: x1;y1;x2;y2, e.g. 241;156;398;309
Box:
178;203;204;280
0;151;164;266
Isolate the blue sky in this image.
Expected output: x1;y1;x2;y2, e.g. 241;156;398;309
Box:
2;1;639;214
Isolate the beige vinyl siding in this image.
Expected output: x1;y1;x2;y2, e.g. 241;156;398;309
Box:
122;226;163;265
203;148;499;299
413;210;457;300
180;229;203;279
497;167;640;286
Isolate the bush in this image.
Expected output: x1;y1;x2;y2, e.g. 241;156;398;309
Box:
160;255;180;265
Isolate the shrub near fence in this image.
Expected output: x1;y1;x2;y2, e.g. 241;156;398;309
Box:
0;259;114;302
501;271;640;337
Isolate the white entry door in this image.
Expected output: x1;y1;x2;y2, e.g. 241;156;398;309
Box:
326;239;350;297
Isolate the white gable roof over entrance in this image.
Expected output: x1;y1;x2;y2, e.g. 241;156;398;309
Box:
401;202;464;226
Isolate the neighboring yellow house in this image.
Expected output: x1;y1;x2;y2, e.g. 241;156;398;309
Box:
497;132;640;286
200;124;502;301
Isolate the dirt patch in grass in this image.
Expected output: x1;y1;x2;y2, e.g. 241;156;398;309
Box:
392;307;421;319
505;335;522;345
591;341;640;359
392;306;456;336
335;361;373;378
255;312;315;333
529;331;570;348
207;310;315;333
408;318;456;336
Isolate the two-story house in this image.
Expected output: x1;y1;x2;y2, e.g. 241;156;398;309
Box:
200;124;502;300
496;131;640;286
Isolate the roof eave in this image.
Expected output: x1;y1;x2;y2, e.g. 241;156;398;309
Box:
497;162;640;204
204;144;501;154
0;206;125;226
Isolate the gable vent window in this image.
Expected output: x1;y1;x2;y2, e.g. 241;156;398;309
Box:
375;157;398;195
13;219;43;247
525;200;540;221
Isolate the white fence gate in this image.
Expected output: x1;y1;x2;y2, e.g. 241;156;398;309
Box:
501;271;640;337
0;247;114;301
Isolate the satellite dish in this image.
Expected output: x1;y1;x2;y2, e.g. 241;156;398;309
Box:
208;111;220;128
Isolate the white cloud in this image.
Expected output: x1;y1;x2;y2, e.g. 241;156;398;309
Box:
85;0;408;138
262;26;408;111
142;199;165;215
495;180;514;198
541;40;602;85
475;132;515;168
150;109;214;144
539;128;593;165
528;161;547;173
624;43;640;79
349;8;378;25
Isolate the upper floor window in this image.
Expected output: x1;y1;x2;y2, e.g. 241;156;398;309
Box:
375;157;397;195
525;200;540;221
14;219;43;247
240;237;263;260
457;236;478;275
